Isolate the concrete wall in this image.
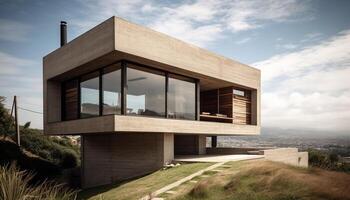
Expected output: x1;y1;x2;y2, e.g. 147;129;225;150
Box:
81;132;174;188
174;135;206;155
263;148;308;168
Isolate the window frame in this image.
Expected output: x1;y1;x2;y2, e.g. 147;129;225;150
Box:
61;60;199;121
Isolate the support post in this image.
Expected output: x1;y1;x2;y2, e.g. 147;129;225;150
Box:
14;96;20;146
211;136;217;148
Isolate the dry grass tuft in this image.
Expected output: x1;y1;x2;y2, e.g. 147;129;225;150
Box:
0;163;76;200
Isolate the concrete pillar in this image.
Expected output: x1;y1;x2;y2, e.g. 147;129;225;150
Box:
211;136;217;148
81;132;174;188
174;134;206;155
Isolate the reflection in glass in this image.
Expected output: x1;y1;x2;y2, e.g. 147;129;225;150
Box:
80;72;99;118
127;66;165;117
168;77;196;120
103;65;121;115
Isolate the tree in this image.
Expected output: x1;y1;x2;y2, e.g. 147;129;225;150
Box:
23;122;31;129
0;96;14;138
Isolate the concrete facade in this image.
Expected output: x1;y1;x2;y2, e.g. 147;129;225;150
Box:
43;17;261;136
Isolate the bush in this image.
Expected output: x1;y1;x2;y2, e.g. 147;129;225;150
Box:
0;163;76;200
0;140;61;182
61;149;78;169
0;96;14;138
308;148;350;173
20;129;80;169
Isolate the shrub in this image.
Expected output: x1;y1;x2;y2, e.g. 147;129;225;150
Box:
0;96;14;138
308;148;350;173
0;140;61;182
61;149;79;169
20;129;80;169
0;163;76;200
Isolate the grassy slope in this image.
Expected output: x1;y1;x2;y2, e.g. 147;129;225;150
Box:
78;162;212;200
172;160;350;200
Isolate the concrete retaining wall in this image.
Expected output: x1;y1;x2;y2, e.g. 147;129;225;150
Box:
262;148;308;167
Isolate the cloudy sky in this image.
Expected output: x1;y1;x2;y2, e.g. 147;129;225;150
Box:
0;0;349;132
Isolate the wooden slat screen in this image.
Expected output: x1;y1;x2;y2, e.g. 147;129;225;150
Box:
63;79;78;120
233;88;251;125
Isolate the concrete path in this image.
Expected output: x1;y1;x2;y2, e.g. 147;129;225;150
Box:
139;162;226;200
140;154;264;200
174;154;264;163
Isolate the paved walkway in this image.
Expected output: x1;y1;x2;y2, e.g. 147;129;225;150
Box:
140;154;264;200
174;154;264;163
140;162;226;200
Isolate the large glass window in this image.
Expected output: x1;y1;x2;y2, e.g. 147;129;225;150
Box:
168;75;196;120
127;65;166;117
80;71;100;118
102;64;122;115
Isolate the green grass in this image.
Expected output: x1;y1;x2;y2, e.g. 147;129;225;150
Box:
77;162;212;200
173;160;350;200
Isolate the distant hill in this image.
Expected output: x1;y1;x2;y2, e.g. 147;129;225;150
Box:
261;127;349;138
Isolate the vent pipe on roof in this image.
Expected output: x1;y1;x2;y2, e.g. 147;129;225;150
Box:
60;21;67;47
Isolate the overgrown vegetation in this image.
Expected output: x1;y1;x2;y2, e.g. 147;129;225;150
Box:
20;128;80;169
0;139;61;182
0;96;14;138
0;96;80;190
308;148;350;173
174;161;350;200
0;96;80;170
0;163;76;200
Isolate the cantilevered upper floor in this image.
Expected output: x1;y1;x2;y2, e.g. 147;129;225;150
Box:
43;16;261;136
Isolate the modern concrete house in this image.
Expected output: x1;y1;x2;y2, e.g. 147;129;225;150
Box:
43;17;261;188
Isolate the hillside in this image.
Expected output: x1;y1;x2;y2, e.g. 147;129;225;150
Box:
167;160;350;200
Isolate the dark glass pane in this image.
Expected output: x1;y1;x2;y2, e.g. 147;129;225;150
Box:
63;79;78;120
127;66;165;117
168;77;196;120
103;65;121;115
80;71;99;118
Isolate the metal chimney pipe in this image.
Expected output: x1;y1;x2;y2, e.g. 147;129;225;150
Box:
60;21;67;47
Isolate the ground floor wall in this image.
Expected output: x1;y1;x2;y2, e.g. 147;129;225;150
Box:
174;134;206;155
81;132;174;188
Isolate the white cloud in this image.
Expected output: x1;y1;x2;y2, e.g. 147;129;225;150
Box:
0;51;35;75
253;30;350;131
235;37;251;45
254;30;350;81
0;19;31;42
149;1;224;46
225;0;310;32
0;51;41;128
276;43;298;50
72;0;311;47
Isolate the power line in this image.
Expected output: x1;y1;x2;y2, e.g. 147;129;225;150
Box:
3;103;43;115
18;107;43;115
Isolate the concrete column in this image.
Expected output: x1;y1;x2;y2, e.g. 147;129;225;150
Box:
163;133;174;165
211;136;217;148
174;134;206;155
82;132;174;188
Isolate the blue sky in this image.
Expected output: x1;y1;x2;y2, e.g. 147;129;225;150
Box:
0;0;350;131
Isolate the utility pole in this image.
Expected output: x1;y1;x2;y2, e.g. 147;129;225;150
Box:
14;96;20;146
